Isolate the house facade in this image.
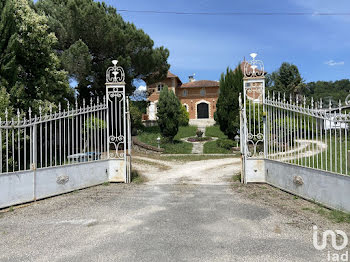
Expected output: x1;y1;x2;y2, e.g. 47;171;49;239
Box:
145;72;220;122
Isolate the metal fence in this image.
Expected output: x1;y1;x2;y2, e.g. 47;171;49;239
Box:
241;53;350;178
0;60;131;180
265;93;350;176
0;99;109;173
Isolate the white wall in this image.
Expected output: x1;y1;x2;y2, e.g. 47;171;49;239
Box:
265;160;350;212
0;159;124;209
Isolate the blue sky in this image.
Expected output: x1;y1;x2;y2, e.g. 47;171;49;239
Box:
105;0;350;86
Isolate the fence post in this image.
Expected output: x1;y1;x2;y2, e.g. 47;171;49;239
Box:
32;122;37;200
32;123;37;170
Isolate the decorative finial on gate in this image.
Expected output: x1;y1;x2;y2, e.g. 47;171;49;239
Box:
244;53;264;78
106;60;125;83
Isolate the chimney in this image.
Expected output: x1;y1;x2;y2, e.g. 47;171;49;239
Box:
188;73;195;82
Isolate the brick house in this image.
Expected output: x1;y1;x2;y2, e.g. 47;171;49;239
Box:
145;71;220;124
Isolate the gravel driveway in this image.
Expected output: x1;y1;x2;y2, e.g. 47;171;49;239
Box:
0;155;348;262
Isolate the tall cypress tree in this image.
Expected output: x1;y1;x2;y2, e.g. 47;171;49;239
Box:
216;64;243;139
157;87;181;141
0;0;74;113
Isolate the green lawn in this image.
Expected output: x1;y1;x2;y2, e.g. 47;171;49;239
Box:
203;140;233;154
137;126;194;154
205;125;227;138
174;125;197;139
276;134;350;176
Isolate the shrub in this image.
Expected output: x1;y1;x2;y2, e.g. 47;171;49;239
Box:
196;129;204;138
216;138;235;150
178;105;189;126
130;102;143;131
157;87;181;141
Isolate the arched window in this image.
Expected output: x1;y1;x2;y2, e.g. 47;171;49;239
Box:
183;104;189;112
157;83;164;92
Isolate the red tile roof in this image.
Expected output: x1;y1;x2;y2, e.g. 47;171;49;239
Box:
167;71;178;78
181;80;219;88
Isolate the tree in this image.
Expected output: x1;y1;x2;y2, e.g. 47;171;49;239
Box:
267;62;306;97
157;87;181;141
129;102;143;132
178;105;189;126
35;0;170;101
0;0;74;113
216;64;243;139
304;79;350;106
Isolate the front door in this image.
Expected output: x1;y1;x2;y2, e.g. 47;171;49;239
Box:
197;103;209;119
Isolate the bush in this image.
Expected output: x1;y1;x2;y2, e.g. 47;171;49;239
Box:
196;129;204;137
179;105;189;126
157;87;181;141
130;102;143;131
216;138;235;150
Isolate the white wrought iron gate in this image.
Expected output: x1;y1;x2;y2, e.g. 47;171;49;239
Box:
240;53;350;182
0;59;131;183
240;53;266;183
106;60;132;183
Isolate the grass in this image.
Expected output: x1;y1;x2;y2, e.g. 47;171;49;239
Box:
133;158;170;170
285;135;350;175
203;140;233;154
302;205;350;224
232;174;241;182
131;170;148;184
174;125;197;139
205;125;227;138
137;126;194;154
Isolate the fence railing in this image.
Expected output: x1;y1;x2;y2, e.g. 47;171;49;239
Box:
0;98;110;174
265;92;350;176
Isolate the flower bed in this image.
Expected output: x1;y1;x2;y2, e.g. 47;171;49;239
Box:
187;137;212;142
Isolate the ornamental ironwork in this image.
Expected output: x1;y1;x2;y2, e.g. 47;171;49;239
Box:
244;53;265;78
106;60;125;83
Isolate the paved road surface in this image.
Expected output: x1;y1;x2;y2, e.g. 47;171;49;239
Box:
0;157;337;262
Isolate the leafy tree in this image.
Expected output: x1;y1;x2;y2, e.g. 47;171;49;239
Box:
0;0;74;113
267;62;306;97
157;87;181;141
304;79;350;106
130;102;143;132
178;105;189;126
36;0;170;100
216;64;243;139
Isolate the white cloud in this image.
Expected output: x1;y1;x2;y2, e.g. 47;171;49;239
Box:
324;60;345;66
137;85;147;91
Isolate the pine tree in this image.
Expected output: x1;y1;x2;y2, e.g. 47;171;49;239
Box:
216;64;243;139
0;0;74;113
157;87;181;141
267;62;306;97
36;0;170;100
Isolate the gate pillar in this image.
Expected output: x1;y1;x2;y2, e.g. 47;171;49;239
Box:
242;53;266;183
105;60;131;183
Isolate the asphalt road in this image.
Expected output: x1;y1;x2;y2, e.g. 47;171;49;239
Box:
0;181;329;262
